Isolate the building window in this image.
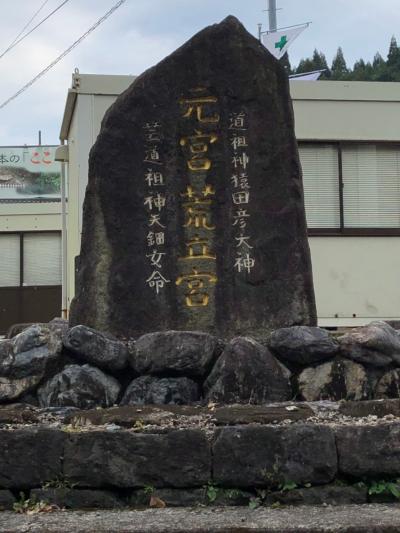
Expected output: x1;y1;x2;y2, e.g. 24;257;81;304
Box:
299;142;400;235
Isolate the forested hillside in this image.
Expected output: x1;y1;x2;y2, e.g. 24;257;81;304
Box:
283;36;400;81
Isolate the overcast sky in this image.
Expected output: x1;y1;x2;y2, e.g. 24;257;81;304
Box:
0;0;398;146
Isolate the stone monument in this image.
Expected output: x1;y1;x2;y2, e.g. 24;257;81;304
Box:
69;16;316;340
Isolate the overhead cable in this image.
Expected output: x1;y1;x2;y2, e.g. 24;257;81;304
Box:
1;0;51;55
0;0;127;111
0;0;71;60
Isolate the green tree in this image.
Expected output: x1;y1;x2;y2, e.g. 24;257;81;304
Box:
331;47;349;79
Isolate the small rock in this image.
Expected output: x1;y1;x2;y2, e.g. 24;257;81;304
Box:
375;369;400;399
0;490;16;510
269;326;339;365
121;376;200;405
204;337;292;404
38;364;120;409
298;359;369;401
130;331;220;378
339;321;400;367
64;325;128;371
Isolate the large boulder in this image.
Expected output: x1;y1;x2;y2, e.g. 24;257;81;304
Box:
121;376;200;405
69;15;316;342
338;321;400;367
269;326;339;366
204;337;291;403
297;359;369;401
375;369;400;399
0;325;62;402
38;364;120;409
130;331;219;378
64;325;128;372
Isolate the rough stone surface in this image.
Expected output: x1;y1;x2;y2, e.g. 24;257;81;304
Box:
297;359;369;401
63;325;129;371
0;428;65;488
375;369;400;399
69;15;316;341
0;325;62;402
265;484;367;506
4;505;400;533
131;331;219;378
339;321;400;367
0;490;15;510
213;404;314;425
64;429;210;488
336;423;400;477
30;488;123;509
0;403;39;424
204;337;291;403
212;425;337;487
269;326;339;366
121;375;200;405
339;398;400;418
37;364;121;409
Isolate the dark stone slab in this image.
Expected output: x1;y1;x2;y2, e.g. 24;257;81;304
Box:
0;403;40;424
69;15;316;342
269;326;339;366
265;484;367;506
339;321;400;367
63;325;129;371
339;399;400;418
121;375;200;405
0;489;15;510
130;331;219;378
204;337;292;403
31;488;123;509
0;428;65;488
64;429;211;488
297;359;369;401
336;423;400;477
38;364;120;409
212;425;337;487
213;404;313;425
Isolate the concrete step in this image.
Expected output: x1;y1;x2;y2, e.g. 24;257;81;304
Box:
2;505;400;532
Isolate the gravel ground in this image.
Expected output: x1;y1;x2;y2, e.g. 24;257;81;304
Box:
1;505;400;532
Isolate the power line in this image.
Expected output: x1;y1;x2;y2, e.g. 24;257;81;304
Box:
0;0;127;111
0;0;71;61
2;0;51;54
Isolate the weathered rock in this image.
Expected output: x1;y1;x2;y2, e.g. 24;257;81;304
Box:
213;425;337;487
269;326;339;366
297;359;369;401
0;428;65;488
339;398;400;418
265;484;367;506
213;404;314;425
0;325;62;401
121;376;200;405
0;490;16;510
64;429;210;488
336;423;400;477
63;325;128;371
130;488;207;508
38;364;120;409
69;16;316;342
375;369;400;399
31;488;123;509
0;403;39;424
131;331;219;378
204;337;291;403
339;321;400;367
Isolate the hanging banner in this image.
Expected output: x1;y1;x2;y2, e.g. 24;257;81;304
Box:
262;25;308;60
0;145;61;200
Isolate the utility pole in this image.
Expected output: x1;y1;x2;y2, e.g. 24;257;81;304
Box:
268;0;278;32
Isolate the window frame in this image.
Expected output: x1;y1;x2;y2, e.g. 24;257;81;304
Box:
299;140;400;237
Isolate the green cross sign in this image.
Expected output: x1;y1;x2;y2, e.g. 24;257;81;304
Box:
275;35;288;51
